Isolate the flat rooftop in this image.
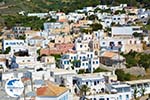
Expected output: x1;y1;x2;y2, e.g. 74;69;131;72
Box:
50;68;76;75
75;72;111;79
125;79;150;85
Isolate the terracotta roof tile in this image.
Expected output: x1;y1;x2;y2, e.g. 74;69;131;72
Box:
102;52;117;58
36;81;68;97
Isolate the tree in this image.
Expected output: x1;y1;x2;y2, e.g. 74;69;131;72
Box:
141;87;146;96
133;32;143;39
87;15;98;20
71;60;81;68
17;34;26;40
139;54;150;70
115;69;131;81
90;23;103;31
93;67;108;73
133;88;139;99
4;46;11;54
80;85;90;96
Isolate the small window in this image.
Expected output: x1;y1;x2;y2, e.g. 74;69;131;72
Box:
86;82;88;85
102;42;105;45
93;61;95;64
96;61;98;64
94;81;97;85
80;45;82;48
82;63;85;66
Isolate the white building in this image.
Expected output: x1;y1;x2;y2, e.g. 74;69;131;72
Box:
74;73;106;94
27;13;48;18
111;26;143;37
60;51;99;72
2;39;26;52
84;83;132;100
49;68;76;93
126;79;150;98
100;37;143;53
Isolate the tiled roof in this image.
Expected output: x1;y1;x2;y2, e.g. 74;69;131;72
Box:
101;51;117;58
31;36;45;40
36;81;68;97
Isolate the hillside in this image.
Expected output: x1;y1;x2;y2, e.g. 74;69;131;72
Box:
0;0;149;15
0;0;100;14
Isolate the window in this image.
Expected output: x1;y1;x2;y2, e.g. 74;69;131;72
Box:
80;57;82;60
93;61;95;64
134;41;136;44
97;81;99;84
102;42;105;45
126;94;129;100
82;63;85;66
6;43;8;45
99;98;104;100
94;98;96;100
91;54;93;58
129;40;132;44
83;56;86;59
133;28;140;31
67;61;69;64
96;61;98;64
89;61;91;64
119;95;122;100
87;54;89;57
107;98;109;100
74;56;77;60
94;81;97;85
80;45;82;48
86;82;88;85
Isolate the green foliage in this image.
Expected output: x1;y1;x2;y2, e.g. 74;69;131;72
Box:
114;10;126;15
87;15;98;20
81;28;92;34
17;34;26;40
122;50;138;67
93;67;108;73
50;54;61;61
71;60;81;68
37;54;46;61
128;13;136;15
80;85;90;96
133;32;143;38
122;51;150;70
78;69;85;74
133;88;138;99
36;49;40;55
141;87;146;96
115;69;131;81
90;23;103;31
3;15;49;30
139;54;150;70
4;46;11;54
